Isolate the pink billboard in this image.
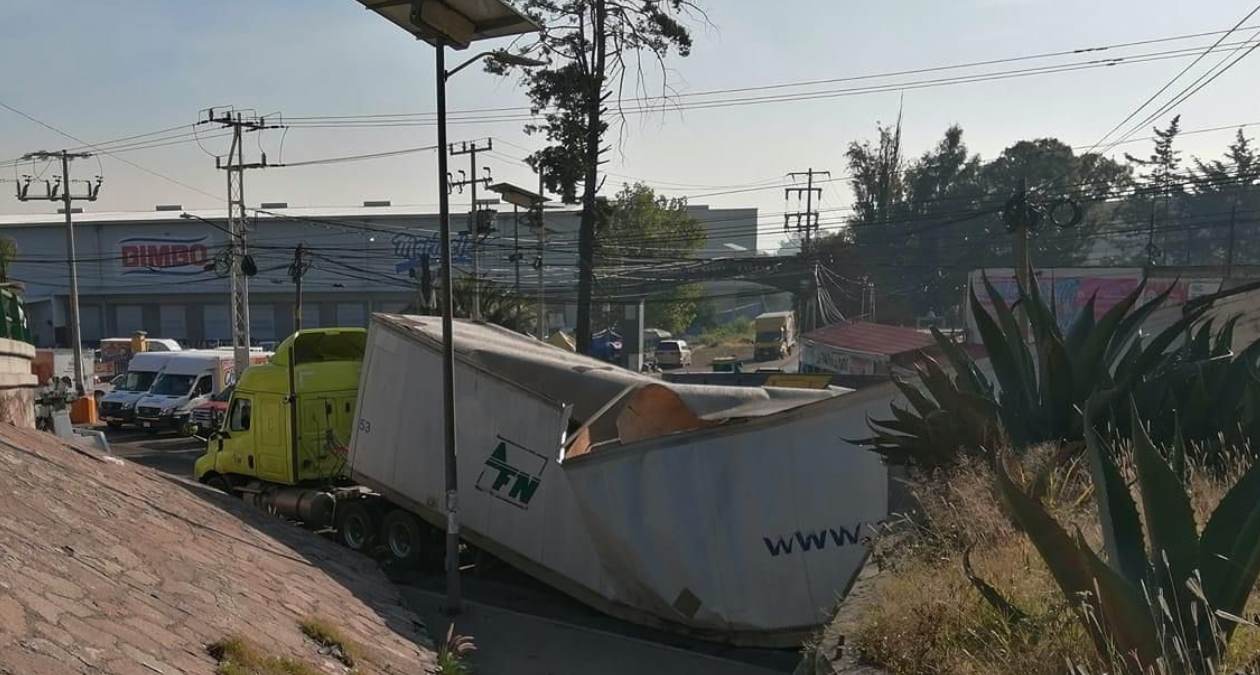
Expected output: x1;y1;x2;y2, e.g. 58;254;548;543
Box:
966;268;1220;340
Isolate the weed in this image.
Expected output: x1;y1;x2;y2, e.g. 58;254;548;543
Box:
298;616;362;668
434;624;476;675
207;635;322;675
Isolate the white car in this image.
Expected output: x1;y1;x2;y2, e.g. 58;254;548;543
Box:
654;339;693;368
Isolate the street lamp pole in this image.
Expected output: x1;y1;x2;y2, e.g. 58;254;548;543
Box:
434;43;463;615
353;0;541;619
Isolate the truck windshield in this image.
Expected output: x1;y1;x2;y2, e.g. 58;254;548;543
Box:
150;374;197;396
115;371;158;392
756;331;784;343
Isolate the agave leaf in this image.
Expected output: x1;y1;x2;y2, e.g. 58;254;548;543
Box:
1065;292;1099;356
1023;268;1060;343
892;377;938;417
1074;530;1162;671
1042;333;1076;438
1200;449;1260;622
1129;399;1200;609
980;274;1038;398
1188;318;1214;360
1213;314;1240;357
1170;411;1187;483
996;455;1116;660
1114;304;1212;386
1073;279;1148;402
1083;412;1148;586
930;326;991;397
1108;279;1177;365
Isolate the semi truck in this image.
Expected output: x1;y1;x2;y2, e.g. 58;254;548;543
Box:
194;318;893;646
753;311;797;361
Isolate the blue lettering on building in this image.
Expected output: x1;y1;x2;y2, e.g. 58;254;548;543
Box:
392;231;472;273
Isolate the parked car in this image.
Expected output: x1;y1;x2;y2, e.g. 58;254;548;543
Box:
184;384;234;437
654;339;693;368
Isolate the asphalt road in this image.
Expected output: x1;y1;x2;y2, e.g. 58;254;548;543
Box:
101;425;204;477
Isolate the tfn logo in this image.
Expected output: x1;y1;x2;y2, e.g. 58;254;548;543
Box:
476;437;547;509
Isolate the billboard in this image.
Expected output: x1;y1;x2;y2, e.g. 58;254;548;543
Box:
966;268;1222;342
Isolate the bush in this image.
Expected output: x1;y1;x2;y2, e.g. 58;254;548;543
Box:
693;316;754;347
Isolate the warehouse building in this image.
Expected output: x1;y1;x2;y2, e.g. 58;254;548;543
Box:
0;202;759;348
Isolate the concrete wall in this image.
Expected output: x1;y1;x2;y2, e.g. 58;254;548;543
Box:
0;338;37;428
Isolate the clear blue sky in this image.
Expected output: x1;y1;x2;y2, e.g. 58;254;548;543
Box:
3;0;1259;250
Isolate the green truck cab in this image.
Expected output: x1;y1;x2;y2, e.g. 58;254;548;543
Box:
194;328;366;492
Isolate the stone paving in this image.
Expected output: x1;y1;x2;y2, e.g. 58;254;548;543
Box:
0;424;435;674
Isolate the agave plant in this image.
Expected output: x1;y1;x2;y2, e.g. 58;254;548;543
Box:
997;401;1260;675
863;271;1229;469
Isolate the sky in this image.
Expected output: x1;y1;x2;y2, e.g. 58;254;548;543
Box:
2;0;1260;252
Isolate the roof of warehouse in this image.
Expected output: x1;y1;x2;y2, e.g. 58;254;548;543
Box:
0;202;732;228
802;321;936;357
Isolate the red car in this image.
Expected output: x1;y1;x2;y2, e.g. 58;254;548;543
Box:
183;384;233;437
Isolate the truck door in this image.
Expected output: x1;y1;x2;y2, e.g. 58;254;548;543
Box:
219;395;256;478
254;393;290;483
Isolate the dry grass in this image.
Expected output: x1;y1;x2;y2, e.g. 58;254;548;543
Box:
854;448;1260;675
207;636;322;675
298;616;362;668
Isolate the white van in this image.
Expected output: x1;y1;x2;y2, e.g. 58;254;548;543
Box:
98;352;182;428
134;350;269;432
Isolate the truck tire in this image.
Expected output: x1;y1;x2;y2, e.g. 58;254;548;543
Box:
206;474;236;496
380;509;424;568
336;502;377;553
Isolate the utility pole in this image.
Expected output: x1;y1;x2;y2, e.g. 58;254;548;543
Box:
207;108;279;377
785;168;829;253
449;140;493;321
535;168;547;340
16;151;100;394
786;168;829;332
289;244;309;332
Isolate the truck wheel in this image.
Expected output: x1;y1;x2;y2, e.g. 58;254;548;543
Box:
380;509;424;568
206;475;236;496
106;421;123;430
337;502;376;553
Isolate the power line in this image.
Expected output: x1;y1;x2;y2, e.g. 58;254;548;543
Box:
1082;4;1260;157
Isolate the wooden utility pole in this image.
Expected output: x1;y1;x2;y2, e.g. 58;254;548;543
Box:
16;151;100;394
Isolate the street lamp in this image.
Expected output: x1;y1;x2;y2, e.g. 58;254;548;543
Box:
354;0;540;616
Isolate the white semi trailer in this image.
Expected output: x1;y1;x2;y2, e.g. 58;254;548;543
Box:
346;314;892;646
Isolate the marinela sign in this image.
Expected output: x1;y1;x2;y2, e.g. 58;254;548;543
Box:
119;236;212;276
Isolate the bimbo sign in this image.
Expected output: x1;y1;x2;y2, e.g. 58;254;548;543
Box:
119;236;211;276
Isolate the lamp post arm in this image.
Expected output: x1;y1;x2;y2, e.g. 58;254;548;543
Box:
445;50;498;80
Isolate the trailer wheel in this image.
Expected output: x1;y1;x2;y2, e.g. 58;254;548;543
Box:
380;509;424;568
337;502;376;553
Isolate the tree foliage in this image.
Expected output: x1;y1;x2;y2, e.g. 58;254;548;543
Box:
831;123;1132;324
596;182;705;334
490;0;701;351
